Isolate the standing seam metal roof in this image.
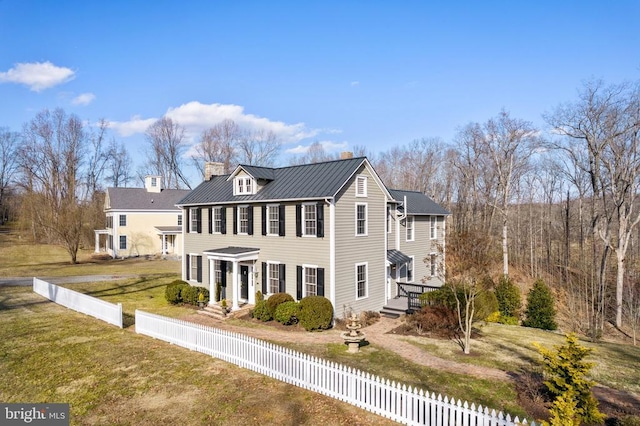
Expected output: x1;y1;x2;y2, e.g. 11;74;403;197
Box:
389;189;450;216
178;157;369;205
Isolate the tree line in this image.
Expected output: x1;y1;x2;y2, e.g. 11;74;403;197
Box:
1;78;639;341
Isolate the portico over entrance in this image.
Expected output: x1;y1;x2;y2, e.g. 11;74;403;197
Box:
203;246;260;310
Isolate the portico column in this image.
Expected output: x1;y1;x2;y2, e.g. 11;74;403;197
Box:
161;235;167;255
94;231;100;253
231;260;240;310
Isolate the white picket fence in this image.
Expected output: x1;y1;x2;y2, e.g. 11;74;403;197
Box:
33;278;123;328
135;310;535;426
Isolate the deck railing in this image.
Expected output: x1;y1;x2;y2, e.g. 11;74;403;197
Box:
396;283;441;312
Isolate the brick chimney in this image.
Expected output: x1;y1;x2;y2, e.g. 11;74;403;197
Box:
340;151;353;159
204;162;225;181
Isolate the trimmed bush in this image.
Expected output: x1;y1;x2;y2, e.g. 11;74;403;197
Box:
266;292;294;317
181;286;199;305
274;301;299;325
495;275;522;319
164;280;190;304
298;295;333;331
252;299;272;322
523;279;557;330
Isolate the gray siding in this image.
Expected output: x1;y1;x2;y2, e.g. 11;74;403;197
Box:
182;202;330;301
334;165;388;315
398;215;445;287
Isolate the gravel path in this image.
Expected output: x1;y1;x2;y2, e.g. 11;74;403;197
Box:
184;312;510;382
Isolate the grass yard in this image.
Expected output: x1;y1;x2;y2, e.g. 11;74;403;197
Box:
0;285;396;426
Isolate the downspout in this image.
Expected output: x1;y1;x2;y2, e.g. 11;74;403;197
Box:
325;198;336;312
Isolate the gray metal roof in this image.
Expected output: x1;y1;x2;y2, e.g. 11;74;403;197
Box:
387;249;411;265
389;189;450;216
203;246;260;255
107;187;190;211
178;157;370;205
155;226;182;234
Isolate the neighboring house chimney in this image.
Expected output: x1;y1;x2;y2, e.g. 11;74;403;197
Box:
204;162;225;181
340;151;353;159
145;175;163;193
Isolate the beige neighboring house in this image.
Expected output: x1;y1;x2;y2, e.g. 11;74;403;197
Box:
177;156;450;316
94;176;191;258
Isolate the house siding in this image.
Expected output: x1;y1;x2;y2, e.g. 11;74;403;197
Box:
182;202;330;300
334;165;387;315
398;215;445;287
107;210;182;257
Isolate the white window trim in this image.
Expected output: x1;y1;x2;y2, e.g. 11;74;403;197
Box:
267;261;281;295
302;203;317;237
387;206;393;234
237;205;250;235
189;209;199;233
355;262;368;300
429;252;438;277
302;264;318;297
234;176;255;195
407;256;415;283
213;206;223;234
188;253;200;283
355;175;367;197
355;203;368;236
406;216;414;242
177;214;182;226
430;216;437;239
119;235;127;250
267;204;280;236
119;214;127;227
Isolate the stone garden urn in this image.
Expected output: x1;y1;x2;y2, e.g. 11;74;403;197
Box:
341;313;367;353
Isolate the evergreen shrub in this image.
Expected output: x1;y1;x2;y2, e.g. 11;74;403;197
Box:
274;301;299;325
265;292;294;316
523;279;557;330
298;296;333;331
495;275;522;319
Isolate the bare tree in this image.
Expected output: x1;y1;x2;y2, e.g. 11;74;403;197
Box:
0;127;20;224
288;141;338;165
236;128;281;167
192;119;241;176
144;117;191;189
18;109;88;263
85;119;113;197
546;79;640;329
105;141;133;187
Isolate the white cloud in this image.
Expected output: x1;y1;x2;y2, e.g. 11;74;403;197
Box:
107;115;157;137
351;81;360;86
71;92;96;106
285;140;349;154
108;101;321;143
0;61;75;92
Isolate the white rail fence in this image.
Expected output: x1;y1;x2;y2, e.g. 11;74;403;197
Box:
33;278;123;328
135;310;535;426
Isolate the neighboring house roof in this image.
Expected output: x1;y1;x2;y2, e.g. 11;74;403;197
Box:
389;189;450;216
106;188;191;211
178;157;390;205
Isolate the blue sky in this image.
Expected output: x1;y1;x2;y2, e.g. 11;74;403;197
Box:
1;1;639;168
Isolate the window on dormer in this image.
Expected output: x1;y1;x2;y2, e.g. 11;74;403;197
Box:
234;176;254;195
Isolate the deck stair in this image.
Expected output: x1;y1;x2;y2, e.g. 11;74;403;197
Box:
380;297;409;318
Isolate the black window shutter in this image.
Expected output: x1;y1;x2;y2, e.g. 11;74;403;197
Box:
196;208;202;233
221;261;227;287
317;267;325;296
261;205;267;236
279;205;286;236
208;208;213;234
196;256;202;282
221;207;227;234
317;204;324;237
233;206;238;234
296;265;303;300
186;254;190;280
185;208;190;233
262;262;267;294
296;204;302;237
279;263;286;293
248;206;254;235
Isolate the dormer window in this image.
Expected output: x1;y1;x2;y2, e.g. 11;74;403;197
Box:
234;176;255;195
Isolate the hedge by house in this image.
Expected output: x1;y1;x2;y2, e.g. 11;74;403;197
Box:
298;295;333;331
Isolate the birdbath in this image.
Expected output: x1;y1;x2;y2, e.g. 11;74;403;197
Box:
340;313;366;353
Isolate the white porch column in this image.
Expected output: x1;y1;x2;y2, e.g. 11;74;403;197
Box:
94;231;100;253
161;235;167;255
231;260;240;310
208;258;215;306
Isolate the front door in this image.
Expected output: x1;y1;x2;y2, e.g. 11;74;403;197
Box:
240;265;249;300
